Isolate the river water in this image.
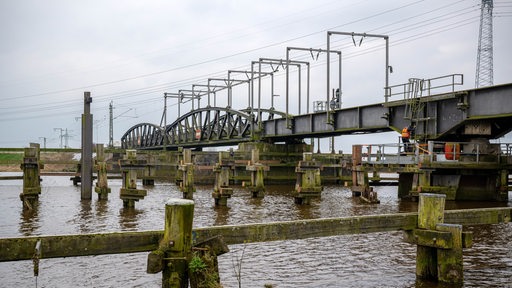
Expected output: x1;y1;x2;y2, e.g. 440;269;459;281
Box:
0;173;511;287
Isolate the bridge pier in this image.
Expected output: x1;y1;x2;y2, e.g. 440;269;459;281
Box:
94;144;111;200
119;150;147;208
178;149;195;200
19;146;41;210
212;152;234;206
245;149;268;198
294;152;322;205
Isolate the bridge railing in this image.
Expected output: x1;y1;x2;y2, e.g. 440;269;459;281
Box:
360;140;510;166
387;74;464;100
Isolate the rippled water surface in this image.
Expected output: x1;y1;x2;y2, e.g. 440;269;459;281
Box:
0;173;511;287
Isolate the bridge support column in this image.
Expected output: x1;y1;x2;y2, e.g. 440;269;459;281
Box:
294;152;322;205
179;149;195;200
404;193;472;284
245;149;268;198
94;144;111;200
119;150;147;208
19;147;41;210
212;152;234;206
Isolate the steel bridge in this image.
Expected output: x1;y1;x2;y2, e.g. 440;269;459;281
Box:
121;81;512;150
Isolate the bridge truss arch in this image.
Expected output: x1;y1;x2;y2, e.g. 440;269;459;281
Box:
120;123;165;149
121;107;290;149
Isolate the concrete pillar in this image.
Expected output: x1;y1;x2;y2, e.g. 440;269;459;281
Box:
119;150;147;208
81;92;93;200
94;144;111;200
19;147;41;210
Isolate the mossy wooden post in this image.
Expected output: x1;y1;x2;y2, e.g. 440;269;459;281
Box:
436;223;463;283
119;150;147;208
143;154;155;186
416;193;445;280
94;144;111;200
175;147;184;186
29;142;43;180
245;149;269;198
147;198;194;288
178;149;195;199
212;152;233;206
294;152;322;205
19;147;41;210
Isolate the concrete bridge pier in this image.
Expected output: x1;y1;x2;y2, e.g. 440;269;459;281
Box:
19;147;41;210
94;144;111;200
119;150;147;208
245;149;268;198
294;152;322;205
212;152;234;206
178;149;195;200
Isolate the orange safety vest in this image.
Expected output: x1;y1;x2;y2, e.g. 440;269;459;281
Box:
401;127;410;138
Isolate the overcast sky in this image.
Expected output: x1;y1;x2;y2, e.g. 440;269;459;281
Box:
1;0;511;150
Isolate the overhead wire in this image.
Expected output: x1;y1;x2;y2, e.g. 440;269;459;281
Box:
0;1;483;122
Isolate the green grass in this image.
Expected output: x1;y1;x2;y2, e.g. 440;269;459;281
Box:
0;153;23;163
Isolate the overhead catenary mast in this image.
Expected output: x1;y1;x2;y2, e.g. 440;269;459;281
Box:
475;0;494;88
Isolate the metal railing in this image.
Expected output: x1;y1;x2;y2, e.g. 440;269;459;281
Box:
359;140;512;166
387;74;464;101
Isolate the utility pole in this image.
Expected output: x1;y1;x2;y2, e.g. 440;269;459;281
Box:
38;137;47;149
475;0;494;88
109;101;114;148
54;128;64;148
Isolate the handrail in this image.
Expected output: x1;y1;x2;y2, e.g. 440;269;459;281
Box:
387;74;464;100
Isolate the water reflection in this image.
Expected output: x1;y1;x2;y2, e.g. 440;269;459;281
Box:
77;200;93;233
19;203;40;236
214;205;230;226
119;207;142;230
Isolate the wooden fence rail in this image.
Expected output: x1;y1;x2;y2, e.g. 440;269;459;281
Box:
1;207;510;262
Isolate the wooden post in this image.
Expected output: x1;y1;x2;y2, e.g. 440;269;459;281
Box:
81;91;93;200
94;144;111;200
147;198;194;288
143;154;155;186
178;149;195;199
212;152;233;206
119;150;147;208
294;152;322;205
404;193;472;284
19;147;41;210
436;223;463;283
416;193;445;280
245;149;269;198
